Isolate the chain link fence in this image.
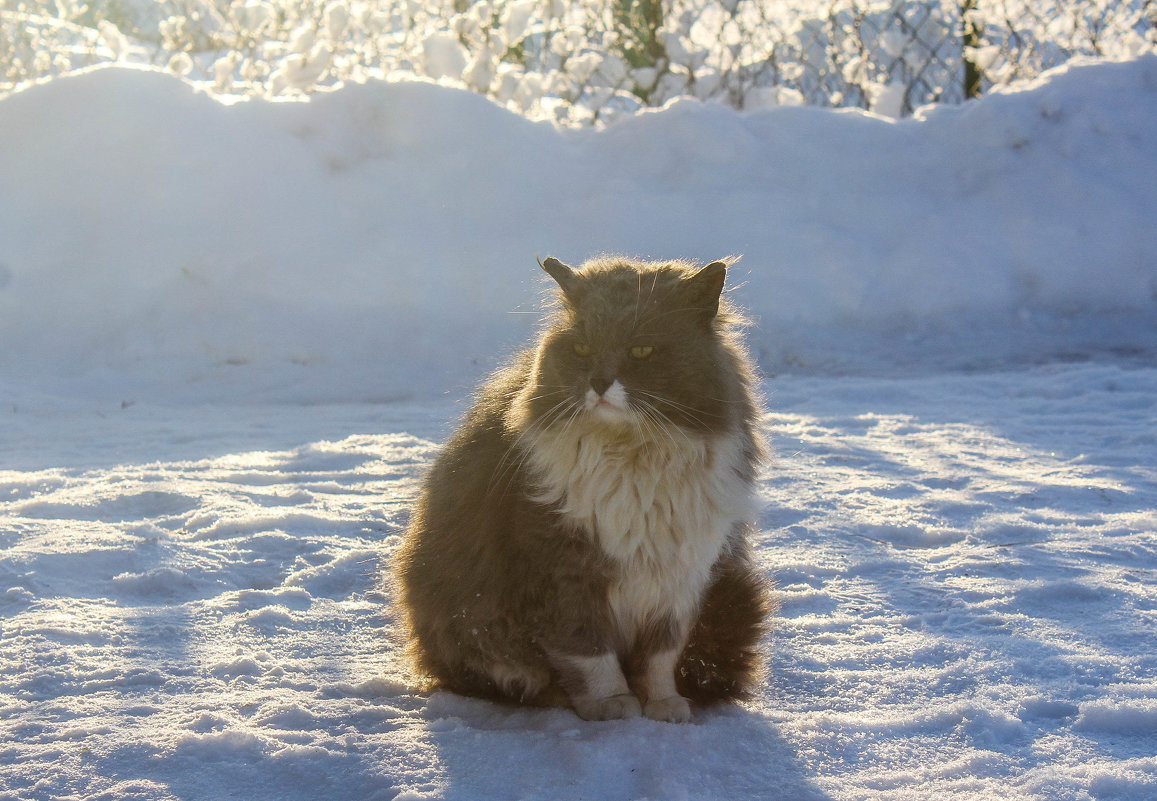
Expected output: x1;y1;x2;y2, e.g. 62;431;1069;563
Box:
657;0;1156;114
3;1;1155;121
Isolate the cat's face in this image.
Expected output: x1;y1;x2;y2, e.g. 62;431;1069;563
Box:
518;258;741;437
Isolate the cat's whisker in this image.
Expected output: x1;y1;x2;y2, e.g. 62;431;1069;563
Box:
633;272;642;329
639;388;726;423
643;386;743;408
518;389;571;405
498;385;570;401
556;404;586;445
633;270;662;331
633;411;673;462
488;395;578;495
626;403;660;461
494;406;580;499
638;393;708;425
642;397;702;451
630;398;688;453
632;389;715;433
658;410;694;451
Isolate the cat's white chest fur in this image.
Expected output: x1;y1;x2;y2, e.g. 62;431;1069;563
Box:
525;416;754;639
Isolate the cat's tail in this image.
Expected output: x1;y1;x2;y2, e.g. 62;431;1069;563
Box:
677;538;775;704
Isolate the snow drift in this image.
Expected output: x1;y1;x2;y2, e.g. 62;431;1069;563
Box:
1;56;1155;405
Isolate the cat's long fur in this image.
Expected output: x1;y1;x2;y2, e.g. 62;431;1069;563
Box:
393;255;772;722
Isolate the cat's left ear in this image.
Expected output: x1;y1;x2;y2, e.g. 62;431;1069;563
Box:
685;261;728;319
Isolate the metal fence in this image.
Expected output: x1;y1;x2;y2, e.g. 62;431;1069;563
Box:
573;0;1157;115
3;1;1155;119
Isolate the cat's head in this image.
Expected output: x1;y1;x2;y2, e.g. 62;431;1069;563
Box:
511;256;752;438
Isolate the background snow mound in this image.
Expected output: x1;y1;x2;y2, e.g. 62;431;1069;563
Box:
1;58;1156;405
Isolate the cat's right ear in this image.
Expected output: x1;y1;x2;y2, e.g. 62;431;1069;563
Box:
539;257;578;295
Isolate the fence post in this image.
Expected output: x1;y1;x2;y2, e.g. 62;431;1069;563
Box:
962;0;983;98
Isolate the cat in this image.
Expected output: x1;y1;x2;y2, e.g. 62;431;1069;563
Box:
393;255;771;723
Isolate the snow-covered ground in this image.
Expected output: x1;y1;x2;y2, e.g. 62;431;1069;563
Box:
2;57;1156;800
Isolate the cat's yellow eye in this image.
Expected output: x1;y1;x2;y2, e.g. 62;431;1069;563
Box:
572;342;592;356
630;345;654;359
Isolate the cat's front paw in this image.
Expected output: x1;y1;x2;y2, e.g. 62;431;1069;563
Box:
573;693;643;721
643;695;692;723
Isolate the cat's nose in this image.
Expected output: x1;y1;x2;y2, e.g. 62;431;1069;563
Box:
590;376;613;396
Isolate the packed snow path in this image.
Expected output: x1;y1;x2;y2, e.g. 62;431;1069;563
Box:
3;363;1155;801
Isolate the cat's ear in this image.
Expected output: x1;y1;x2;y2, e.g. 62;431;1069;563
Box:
685;261;728;319
539;257;578;295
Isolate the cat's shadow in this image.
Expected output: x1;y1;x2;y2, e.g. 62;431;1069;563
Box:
414;690;834;801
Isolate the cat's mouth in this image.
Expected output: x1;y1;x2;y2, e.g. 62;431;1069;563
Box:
584;380;631;422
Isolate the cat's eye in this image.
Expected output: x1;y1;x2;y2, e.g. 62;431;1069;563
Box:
572;342;592;356
630;345;654;359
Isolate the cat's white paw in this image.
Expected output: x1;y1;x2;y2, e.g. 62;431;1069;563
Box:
643;695;692;723
573;693;643;721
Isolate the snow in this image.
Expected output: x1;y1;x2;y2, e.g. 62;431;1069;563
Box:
2;56;1156;800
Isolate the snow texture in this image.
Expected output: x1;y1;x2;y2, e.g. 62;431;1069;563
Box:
2;57;1156;800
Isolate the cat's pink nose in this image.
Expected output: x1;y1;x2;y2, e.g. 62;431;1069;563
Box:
590;376;613;395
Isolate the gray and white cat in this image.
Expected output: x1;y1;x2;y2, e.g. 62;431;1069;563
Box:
393;255;770;722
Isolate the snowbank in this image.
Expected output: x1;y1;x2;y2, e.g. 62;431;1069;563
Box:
2;57;1155;404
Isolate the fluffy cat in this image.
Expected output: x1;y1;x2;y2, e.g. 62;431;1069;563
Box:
393;255;771;722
